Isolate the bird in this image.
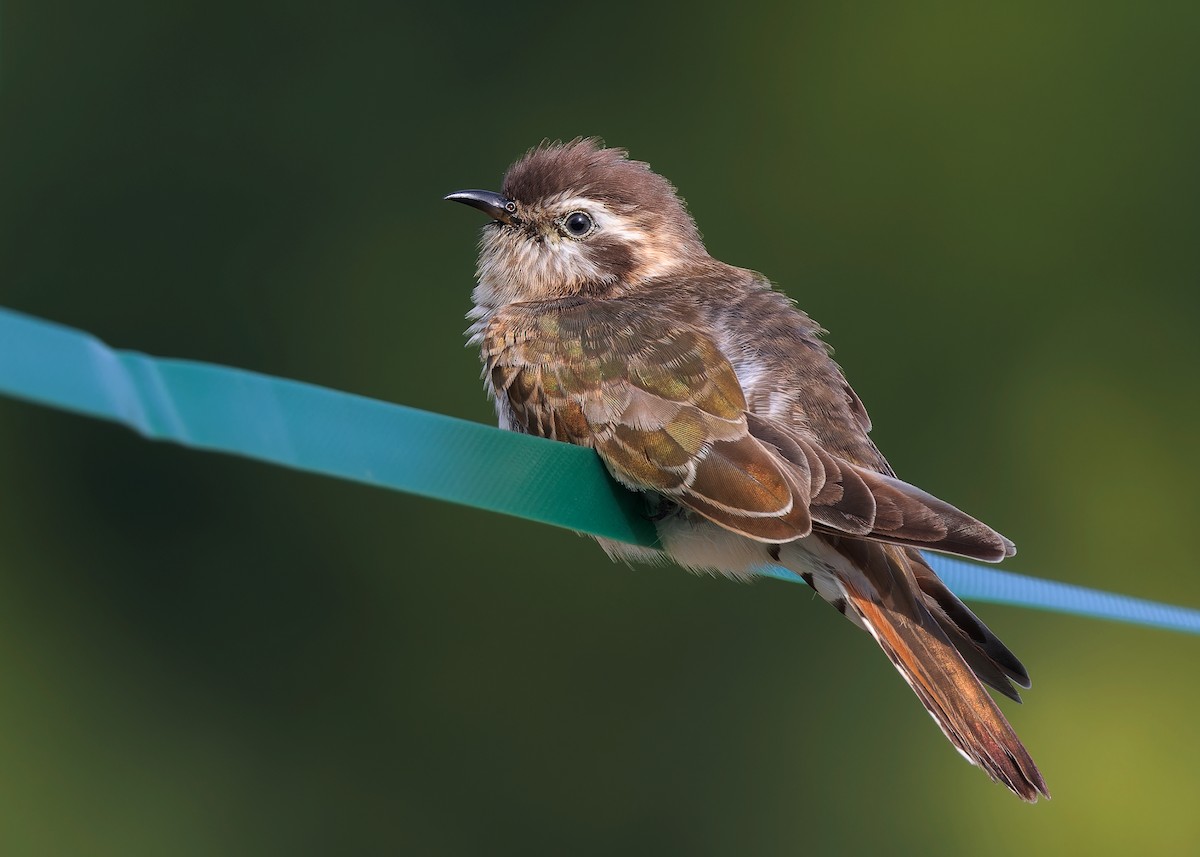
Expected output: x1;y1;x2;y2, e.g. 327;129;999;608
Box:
445;138;1048;802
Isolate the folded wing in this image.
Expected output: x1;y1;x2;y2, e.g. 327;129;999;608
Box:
483;299;1014;560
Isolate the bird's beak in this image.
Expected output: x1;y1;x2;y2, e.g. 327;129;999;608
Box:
444;189;521;225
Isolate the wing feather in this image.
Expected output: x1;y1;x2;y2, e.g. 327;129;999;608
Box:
484;298;1014;560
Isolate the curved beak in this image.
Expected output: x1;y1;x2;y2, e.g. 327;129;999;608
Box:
444;189;521;225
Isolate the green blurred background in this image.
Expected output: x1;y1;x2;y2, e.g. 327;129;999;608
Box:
2;2;1199;853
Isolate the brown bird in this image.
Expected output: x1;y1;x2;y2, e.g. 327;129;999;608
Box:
446;138;1048;801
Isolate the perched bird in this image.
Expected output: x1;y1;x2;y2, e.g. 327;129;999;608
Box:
446;138;1048;801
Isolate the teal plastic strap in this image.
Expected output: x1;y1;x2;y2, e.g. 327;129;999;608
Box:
2;305;1198;635
0;307;655;546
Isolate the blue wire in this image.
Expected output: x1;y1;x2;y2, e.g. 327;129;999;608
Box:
757;558;1200;635
925;554;1200;634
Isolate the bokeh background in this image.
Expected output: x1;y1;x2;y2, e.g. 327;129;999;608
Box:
3;2;1199;854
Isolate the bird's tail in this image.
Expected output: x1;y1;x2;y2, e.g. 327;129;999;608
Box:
795;536;1049;802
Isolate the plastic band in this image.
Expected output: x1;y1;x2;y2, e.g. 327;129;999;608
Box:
2;306;1198;635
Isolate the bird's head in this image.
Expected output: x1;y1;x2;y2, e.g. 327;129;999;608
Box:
446;138;707;307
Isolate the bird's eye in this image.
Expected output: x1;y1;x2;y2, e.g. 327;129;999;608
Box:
563;211;595;238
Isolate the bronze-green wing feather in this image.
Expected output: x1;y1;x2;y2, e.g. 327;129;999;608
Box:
482;296;1015;560
483;299;811;542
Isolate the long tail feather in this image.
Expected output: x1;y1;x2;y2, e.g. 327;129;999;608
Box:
908;553;1031;700
812;538;1049;802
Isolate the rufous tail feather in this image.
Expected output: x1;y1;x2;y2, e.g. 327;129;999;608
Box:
828;540;1049;801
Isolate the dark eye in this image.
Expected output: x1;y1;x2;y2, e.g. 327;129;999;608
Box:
563;211;594;238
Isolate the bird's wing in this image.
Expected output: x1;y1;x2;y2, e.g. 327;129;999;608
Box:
483;300;811;542
483;299;1014;560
